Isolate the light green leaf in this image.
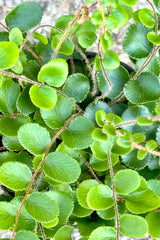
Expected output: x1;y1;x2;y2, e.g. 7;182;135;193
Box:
146;211;160;238
0;202;17;230
131;132;146;143
87;185;114;210
41;217;59;228
25;192;59;222
119;214;148;238
89;226;116;240
5;1;42;32
137;117;153;125
73;191;93;217
147;31;160;45
11;59;23;74
97;202;126;220
38;59;68;87
146;140;158;150
17;85;36;115
120;0;137;5
14;230;40;240
105;16;118;30
90;154;118;172
0;162;31;191
91;10;103;26
62;73;90;103
0;115;30;137
91;138;113;160
138;8;155;28
40;95;75;129
123;23;153;59
33;32;48;45
43;152;81;183
0;77;20;114
105;112;123;125
137;149;148;160
102;51;120;70
18;123;51;155
9;27;23;46
112;6;129;28
62;116;94;149
113;169;140;195
78;32;97;48
52;34;74;55
54;225;74;240
91;128;108;142
29;85;57;110
77;180;99;209
0;41;19;69
2;136;22;151
124;72;160;104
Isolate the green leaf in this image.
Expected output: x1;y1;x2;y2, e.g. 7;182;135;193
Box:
119;214;148;238
116;136;131;148
0;115;30;137
103;124;116;136
91;128;108;141
41;217;59;228
90;154;118;172
0;78;19;114
95;110;108;127
35;38;53;64
62;116;94;149
43;152;81;183
18;123;51;155
25;192;59;222
38;59;68;87
52;34;74;55
62;73;90;103
112;6;129;28
91;138;113;160
131;132;146;143
9;27;23;46
147;179;160;197
23;60;40;80
54;225;74;240
33;32;48;45
156;126;160;144
78;32;97;48
105;112;123;125
0;162;31;191
146;211;160;238
96;66;129;100
136;55;160;76
124;72;160;104
91;10;103;26
138;8;155;28
11;59;23;74
105;16;118;30
17;85;36;115
40;95;75;129
137;149;148;160
73;191;93;217
87;184;114;210
0;202;17;230
5;1;43;32
146;140;158;150
0;41;19;69
84;101;111;125
29;85;57;110
89;226;116;240
123;23;153;59
137;117;153;125
77;179;99;209
2;136;22;151
14;230;40;240
113;169;140;195
147;31;160;45
102;51;120;70
120;0;137;5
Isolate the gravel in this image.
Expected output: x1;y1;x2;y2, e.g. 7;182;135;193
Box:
0;0;156;239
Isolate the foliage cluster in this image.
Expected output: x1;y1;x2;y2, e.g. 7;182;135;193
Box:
0;0;160;239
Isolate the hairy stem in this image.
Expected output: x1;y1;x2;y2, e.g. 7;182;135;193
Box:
39;223;46;240
107;152;120;240
131;141;160;157
98;0;106;33
10;112;82;240
23;43;43;66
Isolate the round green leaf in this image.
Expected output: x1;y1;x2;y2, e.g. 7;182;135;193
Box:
2;136;22;151
18;123;51;155
40;95;75;129
113;169;140;195
119;214;148;238
73;192;93;217
29;85;57;110
87;185;114;210
54;225;74;240
146;211;160;238
14;230;40;240
137;117;153;126
91;128;108;142
78;32;97;48
112;6;129;28
0;162;32;191
62;116;94;149
0;202;17;230
136;55;160;76
11;59;23;74
43;152;81;183
62;73;90;103
33;32;48;45
105;16;118;30
124;72;160;104
41;217;59;228
91;10;103;26
52;34;74;55
77;180;99;209
123;23;153;59
138;8;155;28
120;0;137;5
102;51;120;70
147;31;160;45
5;1;43;32
9;27;23;46
38;59;68;87
89;226;116;240
0;41;19;69
25;192;59;222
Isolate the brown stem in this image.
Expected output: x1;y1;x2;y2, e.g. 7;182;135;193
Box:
24;44;43;66
79;154;103;184
70;55;75;74
146;0;158;34
108;92;124;106
0;113;21;119
0;146;6;151
107;152;120;240
97;0;106;34
10;112;82;240
39;223;46;240
131;141;160;157
0;22;10;31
